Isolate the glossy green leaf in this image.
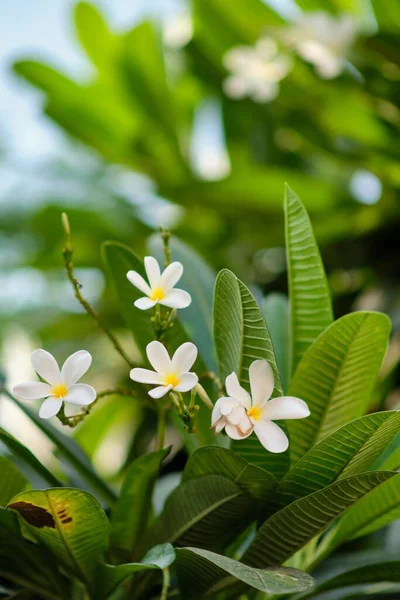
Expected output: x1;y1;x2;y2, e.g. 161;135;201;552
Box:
261;293;290;393
288;311;391;464
0;427;61;488
8;488;109;591
176;547;315;599
94;543;175;600
242;471;395;568
148;474;253;549
285;185;333;374
74;2;117;69
149;235;217;371
183;446;277;515
276;411;400;509
110;447;169;559
0;457;27;507
9;396;116;506
213;269;289;478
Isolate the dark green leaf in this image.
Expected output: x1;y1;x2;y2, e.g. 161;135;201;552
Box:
0;457;27;507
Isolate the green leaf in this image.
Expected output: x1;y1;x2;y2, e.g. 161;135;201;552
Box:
275;411;400;509
176;547;315;599
327;473;400;548
213;269;289;478
0;427;61;488
371;0;400;32
0;457;27;507
94;543;175;600
261;293;290;393
110;447;169;559
148;474;253;549
9;396;117;506
74;2;117;69
149;235;217;371
284;185;333;374
8;488;109;591
288;311;391;464
183;447;277;517
242;471;396;568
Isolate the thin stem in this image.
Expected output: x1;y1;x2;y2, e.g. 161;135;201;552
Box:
61;212;134;368
160;567;170;600
59;388;141;428
199;371;224;396
156;407;167;450
160;227;171;267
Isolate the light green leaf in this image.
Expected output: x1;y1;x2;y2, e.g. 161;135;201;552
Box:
8;488;109;591
110;447;169;560
0;427;61;488
94;543;175;600
261;293;290;393
371;0;400;32
148;474;253;549
74;2;117;69
242;471;396;568
213;269;289;478
176;547;315;598
9;396;116;506
276;411;400;509
149;235;217;371
284;185;333;374
0;457;28;507
288;311;391;464
183;446;277;517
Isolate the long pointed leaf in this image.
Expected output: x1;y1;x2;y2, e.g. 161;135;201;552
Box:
288;311;391;463
0;457;28;506
284;185;333;374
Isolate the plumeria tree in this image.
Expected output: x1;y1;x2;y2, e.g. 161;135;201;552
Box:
0;188;399;600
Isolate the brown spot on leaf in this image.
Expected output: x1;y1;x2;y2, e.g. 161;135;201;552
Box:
8;501;55;529
61;517;72;524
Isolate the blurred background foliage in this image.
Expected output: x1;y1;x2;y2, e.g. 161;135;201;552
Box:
0;0;399;480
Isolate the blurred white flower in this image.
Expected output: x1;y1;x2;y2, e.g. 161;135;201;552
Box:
212;360;309;453
13;349;96;419
130;341;198;399
284;11;355;79
223;38;292;103
127;257;191;311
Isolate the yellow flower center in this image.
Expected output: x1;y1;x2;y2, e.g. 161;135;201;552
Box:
151;287;166;301
52;384;68;398
247;406;262;421
164;373;180;388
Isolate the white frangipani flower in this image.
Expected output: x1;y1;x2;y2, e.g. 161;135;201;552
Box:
212;360;310;453
223;38;292;103
284;11;355;79
130;341;198;399
127;256;191;311
13;349;96;419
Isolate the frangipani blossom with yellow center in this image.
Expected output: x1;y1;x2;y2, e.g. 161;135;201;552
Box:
284;12;355;79
13;349;96;419
127;256;191;311
223;38;292;103
130;341;198;399
212;360;310;453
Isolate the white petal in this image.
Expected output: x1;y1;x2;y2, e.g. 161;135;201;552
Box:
223;75;249;99
211;398;224;426
39;397;63;419
31;349;60;386
225;423;253;440
134;297;157;310
249;360;274;407
130;368;164;385
146;341;171;374
61;350;92;386
227;405;246;426
13;382;52;400
175;373;198;392
262;396;310;421
160;261;184;291
149;385;172;399
160;289;191;309
214;419;226;434
144;256;161;289
171;342;198;372
225;373;251;408
254;420;289;453
64;384;97;406
219;397;239;416
127;270;151;296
